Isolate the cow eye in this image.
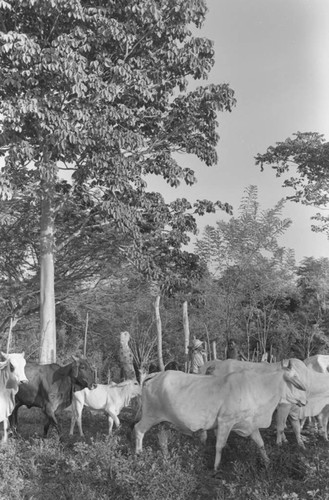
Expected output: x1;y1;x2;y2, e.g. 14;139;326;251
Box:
10;362;15;372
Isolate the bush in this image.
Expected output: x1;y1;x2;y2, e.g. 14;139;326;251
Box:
0;442;25;499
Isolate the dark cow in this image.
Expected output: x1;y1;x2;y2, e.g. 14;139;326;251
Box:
10;355;95;436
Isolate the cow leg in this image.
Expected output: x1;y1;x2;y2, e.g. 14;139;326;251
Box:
317;408;329;441
289;418;305;448
134;416;162;453
214;422;232;472
275;404;291;446
199;430;207;444
75;402;84;437
108;415;114;435
9;402;22;433
44;404;60;437
44;418;53;437
250;429;269;465
69;399;83;436
69;413;75;436
316;405;329;441
108;410;120;430
1;419;8;444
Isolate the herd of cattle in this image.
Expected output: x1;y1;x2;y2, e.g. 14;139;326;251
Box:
1;351;329;471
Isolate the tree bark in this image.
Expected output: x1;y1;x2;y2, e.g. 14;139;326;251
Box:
183;301;190;372
211;341;217;360
155;295;165;371
119;331;136;380
39;172;56;364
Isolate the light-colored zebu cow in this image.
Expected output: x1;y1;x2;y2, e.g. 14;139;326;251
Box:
199;358;310;386
70;379;141;437
277;355;329;446
0;352;28;443
134;363;307;471
199;358;312;446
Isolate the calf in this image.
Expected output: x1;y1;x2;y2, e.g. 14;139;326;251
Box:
70;379;141;437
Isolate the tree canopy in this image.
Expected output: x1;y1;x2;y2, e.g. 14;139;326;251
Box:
0;0;236;359
255;131;329;234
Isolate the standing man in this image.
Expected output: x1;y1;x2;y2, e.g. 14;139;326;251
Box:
226;339;247;361
189;338;207;374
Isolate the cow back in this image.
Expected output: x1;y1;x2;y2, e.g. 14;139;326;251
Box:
304;355;329;373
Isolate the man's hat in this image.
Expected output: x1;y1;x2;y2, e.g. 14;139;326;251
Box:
193;339;203;349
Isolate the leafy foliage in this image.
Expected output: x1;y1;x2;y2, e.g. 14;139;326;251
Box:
0;0;236;343
255;131;329;234
194;186;297;356
3;408;329;500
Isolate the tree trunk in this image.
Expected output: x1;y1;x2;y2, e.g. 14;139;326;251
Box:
211;341;217;360
119;331;136;380
155;295;165;371
39;174;56;364
183;301;190;372
6;316;18;353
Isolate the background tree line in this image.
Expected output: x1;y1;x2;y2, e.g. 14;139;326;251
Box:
2;184;329;379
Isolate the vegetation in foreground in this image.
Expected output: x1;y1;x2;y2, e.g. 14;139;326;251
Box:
1;407;329;500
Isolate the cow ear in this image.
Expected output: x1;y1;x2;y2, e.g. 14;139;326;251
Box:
0;351;8;360
72;355;79;362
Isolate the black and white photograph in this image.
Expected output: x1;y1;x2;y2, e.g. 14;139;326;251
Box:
0;0;328;498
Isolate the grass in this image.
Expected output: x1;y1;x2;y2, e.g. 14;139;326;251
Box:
1;407;329;500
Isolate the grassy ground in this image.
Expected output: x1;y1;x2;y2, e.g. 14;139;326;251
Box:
1;406;329;500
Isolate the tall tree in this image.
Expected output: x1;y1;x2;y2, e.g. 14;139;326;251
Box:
0;0;235;361
195;185;292;274
195;186;296;357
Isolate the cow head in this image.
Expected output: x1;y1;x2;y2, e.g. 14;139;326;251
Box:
71;355;95;389
1;351;28;385
128;379;142;399
280;358;309;406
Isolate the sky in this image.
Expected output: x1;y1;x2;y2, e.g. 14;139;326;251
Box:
147;0;329;264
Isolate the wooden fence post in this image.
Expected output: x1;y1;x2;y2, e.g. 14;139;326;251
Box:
119;331;136;380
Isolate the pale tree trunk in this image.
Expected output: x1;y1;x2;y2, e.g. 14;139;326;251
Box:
211;341;217;360
39;169;56;364
119;331;136;380
6;317;18;353
154;295;164;371
183;301;190;372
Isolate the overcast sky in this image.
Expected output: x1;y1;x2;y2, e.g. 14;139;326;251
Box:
148;0;329;264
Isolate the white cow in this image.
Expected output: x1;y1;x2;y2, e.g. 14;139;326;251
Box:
0;352;28;443
134;363;307;471
277;355;329;445
70;379;141;437
199;358;310;386
304;354;329;373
